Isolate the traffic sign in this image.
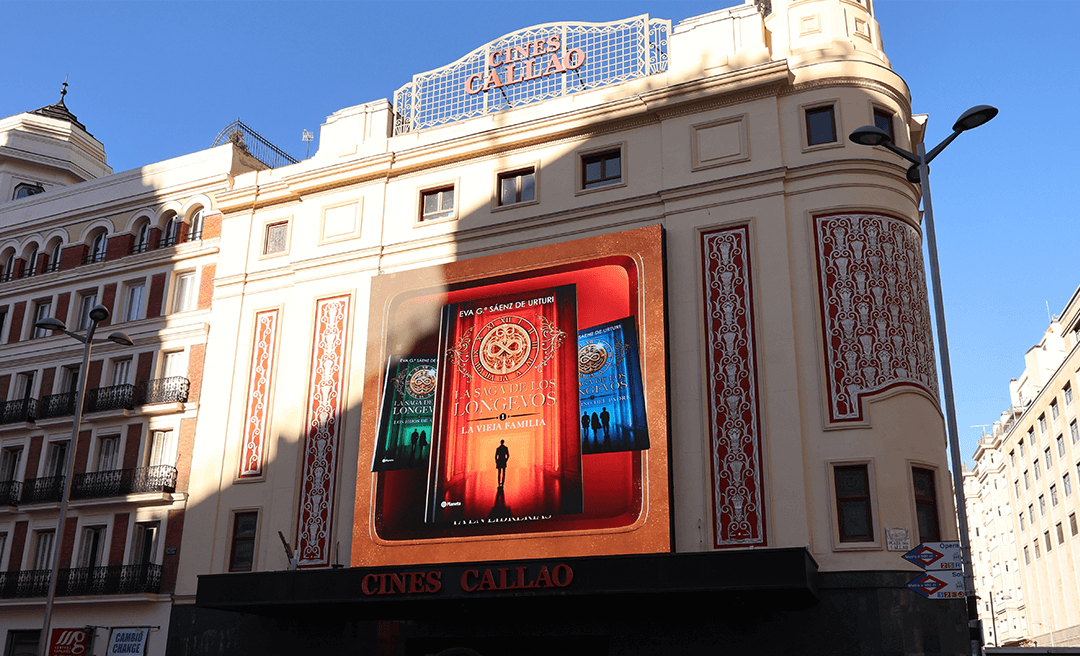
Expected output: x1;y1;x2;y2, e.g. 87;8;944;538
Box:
902;541;962;570
907;570;966;599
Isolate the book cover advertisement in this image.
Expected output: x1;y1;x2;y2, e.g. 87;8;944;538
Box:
427;285;584;525
371;356;438;472
578;317;650;454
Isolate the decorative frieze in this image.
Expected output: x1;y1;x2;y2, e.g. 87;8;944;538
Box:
238;309;280;479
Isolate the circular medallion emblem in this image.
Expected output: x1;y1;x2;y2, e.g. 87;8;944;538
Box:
407;368;437;397
577;342;608;375
471;316;539;382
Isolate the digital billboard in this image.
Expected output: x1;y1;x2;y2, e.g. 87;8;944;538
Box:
353;225;669;566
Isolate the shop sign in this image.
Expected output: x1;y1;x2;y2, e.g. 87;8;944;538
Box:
465;38;585;95
358;562;574;597
106;628;148;656
48;629;87;656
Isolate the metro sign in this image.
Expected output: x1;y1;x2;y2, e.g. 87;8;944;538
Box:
906;570;965;599
902;541;962;570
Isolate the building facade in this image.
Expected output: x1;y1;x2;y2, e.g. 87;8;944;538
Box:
967;285;1080;648
5;1;975;654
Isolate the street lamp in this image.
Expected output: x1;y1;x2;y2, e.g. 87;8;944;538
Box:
32;305;132;656
850;104;998;656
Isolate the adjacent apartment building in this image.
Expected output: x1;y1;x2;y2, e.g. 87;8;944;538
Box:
967;284;1080;648
5;1;979;654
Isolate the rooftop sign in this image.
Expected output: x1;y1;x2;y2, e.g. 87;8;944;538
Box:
393;15;670;135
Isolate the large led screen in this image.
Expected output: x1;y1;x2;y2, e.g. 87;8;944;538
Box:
353;225;669;566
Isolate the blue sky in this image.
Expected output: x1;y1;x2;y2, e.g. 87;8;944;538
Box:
3;1;1077;463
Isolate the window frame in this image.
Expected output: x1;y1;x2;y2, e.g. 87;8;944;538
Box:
228;509;260;573
802;101;841;149
872;107;894;142
493;165;539;210
124;280;145;322
89;231;108;264
911;466;942;543
170;271;197;313
31;299;53;338
75;290;99;331
261;219;291;258
417;183;458;224
12;182;44;200
579;148;624;191
829;460;879;548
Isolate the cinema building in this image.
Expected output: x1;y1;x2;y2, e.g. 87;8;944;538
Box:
5;0;971;653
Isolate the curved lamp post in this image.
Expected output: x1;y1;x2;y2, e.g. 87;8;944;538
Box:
33;305;132;656
851;104;997;656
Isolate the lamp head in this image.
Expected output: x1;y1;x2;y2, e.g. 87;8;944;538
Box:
952;105;998;132
849;125;892;147
906;163;924;184
107;332;134;347
88;304;110;323
33;317;67;332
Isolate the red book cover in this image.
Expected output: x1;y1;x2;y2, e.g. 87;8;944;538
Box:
426;284;583;525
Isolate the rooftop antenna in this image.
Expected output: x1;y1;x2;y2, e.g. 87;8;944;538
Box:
1046;301;1052;324
302;129;314;158
971;424;993;437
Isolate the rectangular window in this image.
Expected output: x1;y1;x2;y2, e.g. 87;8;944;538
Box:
582;150;622;189
132;522;158;565
111;358;132;387
171;272;196;313
1009;450;1016;467
148;430;176;467
229;511;259;572
1057;522;1065;544
1028;504;1034;523
1035;539;1040;558
1065;472;1072;496
1071;420;1078;444
97;435;120;472
1014;480;1020;499
873;108;894;142
1020;438;1027;458
75;292;98;331
1024;470;1030;489
1058;435;1066;457
1040;414;1047;433
61;365;80;394
1065;383;1073;404
1051;400;1060;420
33;530;55;569
1019;511;1026;530
1051;484;1059;506
1039;494;1046;515
834;464;873;542
78;526;106;568
0;446;22;481
1045;530;1052;552
419;186;455;222
263;221;289;255
497;168;536;206
31;300;52;338
805;105;837;145
45;441;68;478
1035;460;1041;480
1024;545;1030;564
124;282;145;322
912;467;941;542
161;350;188;379
1070;513;1077;536
1045;446;1053;467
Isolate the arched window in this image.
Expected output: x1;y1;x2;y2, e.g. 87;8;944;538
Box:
189;209;204;241
12;183;44;200
24;246;38;277
162;217;178;247
90;231;108;263
135;222;151;253
47;241;63;272
1;254;14;282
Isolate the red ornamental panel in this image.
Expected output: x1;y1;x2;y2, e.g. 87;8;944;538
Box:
814;213;938;422
296;295;351;568
239;309;280;478
701;226;766;548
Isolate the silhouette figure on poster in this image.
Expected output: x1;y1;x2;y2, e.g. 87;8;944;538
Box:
591;412;602;441
600;407;611;442
581;411;591;444
495;440;509;487
410;429;420;460
488;486;512;519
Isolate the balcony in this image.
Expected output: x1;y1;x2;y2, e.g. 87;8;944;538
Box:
137;376;190;405
38;391;77;419
0;479;21;506
0;564;163;598
85;384;135;413
0;398;36;424
19;476;64;505
70;465;177;500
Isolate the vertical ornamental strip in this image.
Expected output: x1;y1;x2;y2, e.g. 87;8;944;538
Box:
296;296;351;568
701;226;766;548
238;309;280;478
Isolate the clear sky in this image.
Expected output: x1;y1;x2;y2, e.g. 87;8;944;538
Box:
3;1;1077;464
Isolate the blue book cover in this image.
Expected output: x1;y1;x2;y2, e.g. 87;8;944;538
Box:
577;317;649;454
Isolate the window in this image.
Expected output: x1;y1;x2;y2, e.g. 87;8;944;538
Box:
873;108;894;141
497;168;536;206
1045;530;1052;552
1028;504;1034;523
1035;460;1041;480
0;255;13;282
97;435;120;472
13;183;44;200
1070;513;1078;536
1051;400;1060;420
1071;420;1078;444
132;522;158;565
148;430;176;467
78;526;106;568
1019;511;1026;530
912;467;940;541
581;150;622;189
1057;522;1065;544
1024;545;1030;564
834;464;873;542
1058;435;1066;457
1045;446;1053;468
162;217;179;247
1065;472;1073;496
1065;383;1073;405
263;221;289;255
14;372;35;400
189;209;205;240
1051;484;1059;506
161;350;188;379
89;231;108;263
134;223;152;253
75;292;98;331
33;530;55;569
1020;438;1026;458
111;358;131;386
24;247;38;277
1034;539;1040;558
124;282;144;322
1014;480;1020;498
420;186;455;222
47;241;62;272
1024;470;1030;489
61;365;80;394
229;511;259;572
171;272;196;313
1009;450;1016;467
0;446;22;481
805;105;837;145
1039;414;1047;434
45;441;68;478
32;300;52;338
1039;494;1046;516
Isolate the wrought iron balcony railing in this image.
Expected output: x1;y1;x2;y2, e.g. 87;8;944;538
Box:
85;384;135;413
0;564;163;598
0;479;22;506
20;475;64;504
70;465;177;500
0;398;36;424
38;391;77;419
137;377;190;405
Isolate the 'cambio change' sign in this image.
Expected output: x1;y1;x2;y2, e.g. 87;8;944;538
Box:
465;37;585;95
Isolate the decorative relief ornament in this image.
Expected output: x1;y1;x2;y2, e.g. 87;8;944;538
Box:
815;213;938;422
471;316;540;382
406;367;438;398
700;225;766;548
239;309;279;479
577;342;609;375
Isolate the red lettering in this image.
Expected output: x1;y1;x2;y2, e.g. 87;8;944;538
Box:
362;574;379;595
465;74;483;95
547;35;561;51
379;573;389;594
462;569;479;592
484;69;504;91
409;571;426;593
487;50;503;68
511;45;528;61
479;568;497;591
564;48;586;70
498;567;517;589
426;570;442;592
388;573;407;594
504;63;520;85
533;565;552;588
516;566;527;588
523;59;540;81
543;54;566;76
553;564;573;587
